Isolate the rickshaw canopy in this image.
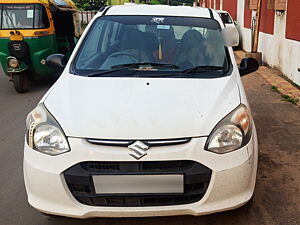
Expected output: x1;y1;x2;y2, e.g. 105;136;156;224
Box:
0;0;77;10
43;0;77;10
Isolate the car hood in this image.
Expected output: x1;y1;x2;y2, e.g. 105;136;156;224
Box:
44;74;240;139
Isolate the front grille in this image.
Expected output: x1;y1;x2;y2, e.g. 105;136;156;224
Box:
83;162;120;172
64;161;211;207
86;138;191;147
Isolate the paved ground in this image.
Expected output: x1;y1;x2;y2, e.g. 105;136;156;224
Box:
0;61;299;225
236;50;300;106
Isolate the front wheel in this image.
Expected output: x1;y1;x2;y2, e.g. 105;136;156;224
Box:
12;72;28;93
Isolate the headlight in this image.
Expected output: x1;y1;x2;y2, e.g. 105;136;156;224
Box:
8;57;19;68
205;104;252;154
26;104;70;156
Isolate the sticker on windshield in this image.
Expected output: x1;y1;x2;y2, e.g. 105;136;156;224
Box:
53;0;68;6
157;25;170;30
151;17;165;24
6;5;33;10
27;10;34;19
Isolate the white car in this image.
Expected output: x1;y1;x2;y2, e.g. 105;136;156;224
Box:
24;5;259;218
217;10;240;47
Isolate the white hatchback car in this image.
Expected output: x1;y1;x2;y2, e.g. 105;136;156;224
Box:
217;10;240;47
24;5;259;218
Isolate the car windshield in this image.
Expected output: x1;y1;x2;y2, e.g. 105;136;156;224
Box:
219;13;233;24
0;4;50;29
73;15;230;78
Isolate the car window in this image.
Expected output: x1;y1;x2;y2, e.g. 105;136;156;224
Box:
219;13;233;24
173;27;207;39
73;15;230;78
76;22;104;68
0;4;49;29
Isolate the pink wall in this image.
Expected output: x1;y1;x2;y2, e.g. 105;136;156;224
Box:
259;0;275;34
216;0;220;9
286;0;300;41
223;0;238;20
244;0;252;29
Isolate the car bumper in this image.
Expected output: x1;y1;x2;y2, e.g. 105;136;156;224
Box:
23;130;258;218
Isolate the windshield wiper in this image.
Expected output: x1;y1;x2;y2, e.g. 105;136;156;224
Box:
182;66;224;74
4;9;17;30
87;68;137;77
87;63;179;77
111;62;179;69
87;65;224;78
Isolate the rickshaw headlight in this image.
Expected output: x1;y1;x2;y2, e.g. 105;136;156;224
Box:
8;58;19;68
26;104;70;156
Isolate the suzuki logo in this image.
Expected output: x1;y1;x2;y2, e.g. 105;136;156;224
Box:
128;141;149;160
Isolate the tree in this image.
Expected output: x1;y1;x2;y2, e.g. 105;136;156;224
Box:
73;0;106;10
73;0;196;10
149;0;195;6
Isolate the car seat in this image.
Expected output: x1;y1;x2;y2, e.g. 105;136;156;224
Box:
175;30;207;69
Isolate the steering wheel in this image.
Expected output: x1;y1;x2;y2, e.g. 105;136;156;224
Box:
107;51;140;62
101;50;150;69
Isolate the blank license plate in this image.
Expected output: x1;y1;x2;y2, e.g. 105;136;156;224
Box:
93;174;184;194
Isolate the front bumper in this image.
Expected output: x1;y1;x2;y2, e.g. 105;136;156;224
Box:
23;130;258;218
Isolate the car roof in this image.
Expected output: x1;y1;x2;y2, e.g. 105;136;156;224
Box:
102;4;212;18
217;10;229;14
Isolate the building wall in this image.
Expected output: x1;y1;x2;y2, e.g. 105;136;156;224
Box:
286;0;300;41
206;0;300;85
235;0;300;86
259;0;275;34
216;0;220;9
243;1;252;29
222;0;238;20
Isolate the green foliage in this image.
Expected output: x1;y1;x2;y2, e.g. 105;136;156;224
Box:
149;0;194;6
73;0;106;11
271;85;279;92
170;0;195;6
149;0;160;4
282;95;299;105
271;86;298;105
73;0;196;11
108;0;131;5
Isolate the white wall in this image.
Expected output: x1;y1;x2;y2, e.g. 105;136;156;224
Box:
236;1;300;85
236;0;252;52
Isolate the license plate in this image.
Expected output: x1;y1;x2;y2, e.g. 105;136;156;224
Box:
92;174;184;194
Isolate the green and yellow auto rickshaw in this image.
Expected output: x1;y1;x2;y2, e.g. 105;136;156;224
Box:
0;0;81;93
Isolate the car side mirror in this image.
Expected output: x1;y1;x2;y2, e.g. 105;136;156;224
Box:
221;26;239;47
239;58;259;76
234;20;237;25
46;54;66;70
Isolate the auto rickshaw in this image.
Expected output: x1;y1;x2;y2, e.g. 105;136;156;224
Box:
0;0;81;93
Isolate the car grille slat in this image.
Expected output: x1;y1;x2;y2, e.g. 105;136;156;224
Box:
86;138;191;147
64;161;211;207
82;162;120;172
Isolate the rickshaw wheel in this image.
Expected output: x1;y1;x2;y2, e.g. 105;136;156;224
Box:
12;72;29;93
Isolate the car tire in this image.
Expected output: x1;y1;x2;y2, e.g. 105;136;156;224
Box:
12;72;29;93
